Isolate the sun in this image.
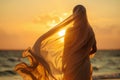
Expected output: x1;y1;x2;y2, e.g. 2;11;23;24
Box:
58;30;66;37
58;29;66;42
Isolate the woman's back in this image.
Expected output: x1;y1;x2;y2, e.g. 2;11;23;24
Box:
62;5;96;80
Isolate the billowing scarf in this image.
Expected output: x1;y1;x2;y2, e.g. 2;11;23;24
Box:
15;10;96;80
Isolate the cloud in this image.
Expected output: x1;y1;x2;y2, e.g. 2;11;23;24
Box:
33;14;60;28
32;12;71;29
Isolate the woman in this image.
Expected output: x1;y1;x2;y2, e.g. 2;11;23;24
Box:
62;5;97;80
15;5;96;80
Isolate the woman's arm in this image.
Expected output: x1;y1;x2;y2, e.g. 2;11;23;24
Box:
90;40;97;54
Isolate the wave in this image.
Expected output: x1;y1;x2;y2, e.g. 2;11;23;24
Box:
0;70;17;76
93;73;120;79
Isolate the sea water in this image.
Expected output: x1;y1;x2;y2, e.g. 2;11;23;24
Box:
0;50;120;80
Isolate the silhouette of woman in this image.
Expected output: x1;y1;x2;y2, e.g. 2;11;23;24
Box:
15;4;97;80
62;5;97;80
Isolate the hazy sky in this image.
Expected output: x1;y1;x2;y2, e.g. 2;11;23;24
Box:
0;0;120;50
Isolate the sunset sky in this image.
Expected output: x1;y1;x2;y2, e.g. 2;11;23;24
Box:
0;0;120;50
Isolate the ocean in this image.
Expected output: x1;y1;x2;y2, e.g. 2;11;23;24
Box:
0;50;120;80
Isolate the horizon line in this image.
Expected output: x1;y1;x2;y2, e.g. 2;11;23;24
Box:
0;49;120;51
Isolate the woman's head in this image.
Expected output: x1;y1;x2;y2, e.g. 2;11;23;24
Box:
73;5;88;27
73;5;86;18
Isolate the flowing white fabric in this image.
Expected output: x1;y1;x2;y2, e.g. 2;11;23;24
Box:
15;15;74;80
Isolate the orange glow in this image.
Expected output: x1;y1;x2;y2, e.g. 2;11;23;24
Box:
47;20;57;27
1;0;120;50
